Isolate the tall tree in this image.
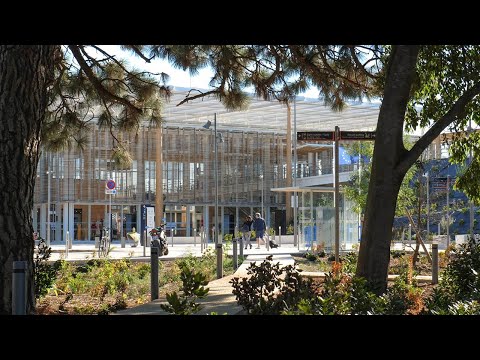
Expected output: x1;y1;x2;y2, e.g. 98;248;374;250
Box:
3;45;480;314
0;45;169;314
154;45;480;294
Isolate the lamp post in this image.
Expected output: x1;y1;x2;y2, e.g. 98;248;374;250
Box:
423;172;430;239
260;174;264;218
203;113;223;279
468;118;474;239
46;168;51;247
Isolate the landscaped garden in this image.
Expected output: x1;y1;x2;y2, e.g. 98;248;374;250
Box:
35;246;241;315
230;239;480;315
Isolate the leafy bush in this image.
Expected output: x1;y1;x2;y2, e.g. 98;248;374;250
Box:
160;264;209;315
425;236;480;313
286;263;385;315
286;224;294;235
304;252;317;261
390;250;406;259
34;238;57;299
341;252;358;274
429;300;480;315
230;255;315;315
136;263;151;280
382;268;423;315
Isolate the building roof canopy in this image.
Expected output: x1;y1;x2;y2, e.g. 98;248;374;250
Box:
160;87;381;133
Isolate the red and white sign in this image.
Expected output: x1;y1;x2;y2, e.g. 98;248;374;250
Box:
106;179;116;190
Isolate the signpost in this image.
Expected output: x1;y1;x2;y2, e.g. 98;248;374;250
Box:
340;131;376;140
297;131;334;141
432;177;449;192
105;179;116;243
297;128;376;261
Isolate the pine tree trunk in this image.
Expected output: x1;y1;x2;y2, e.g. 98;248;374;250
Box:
356;45;420;295
0;45;55;314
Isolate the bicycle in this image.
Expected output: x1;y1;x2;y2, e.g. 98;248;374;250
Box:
98;227;110;257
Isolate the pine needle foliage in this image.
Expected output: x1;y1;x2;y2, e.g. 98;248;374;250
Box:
43;45;170;158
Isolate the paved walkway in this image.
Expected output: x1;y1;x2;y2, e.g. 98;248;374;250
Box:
115;253;295;315
46;241;303;263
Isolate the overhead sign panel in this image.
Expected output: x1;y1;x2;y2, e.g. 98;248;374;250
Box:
432;177;453;192
297;131;335;141
340;131;376;140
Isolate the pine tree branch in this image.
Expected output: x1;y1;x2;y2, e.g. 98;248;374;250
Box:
69;45;142;114
316;46;370;90
176;89;220;106
90;45;170;97
126;45;154;63
348;45;379;80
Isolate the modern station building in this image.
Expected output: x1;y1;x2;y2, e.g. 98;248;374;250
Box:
33;87;388;250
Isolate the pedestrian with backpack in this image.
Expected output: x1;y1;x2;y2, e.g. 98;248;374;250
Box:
252;212;266;249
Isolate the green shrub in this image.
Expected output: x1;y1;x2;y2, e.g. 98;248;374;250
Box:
160;264;209;315
342;252;358;274
286;224;294;235
425;236;480;314
429;300;480;315
382;268;422;315
34;238;57;299
390;250;406;259
136;263;150;280
287;269;385;315
230;255;315;315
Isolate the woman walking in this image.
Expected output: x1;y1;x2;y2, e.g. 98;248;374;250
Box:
241;215;253;249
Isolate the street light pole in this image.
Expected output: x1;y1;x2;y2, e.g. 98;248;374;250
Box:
204;114;223;279
47;167;51;247
426;172;429;238
260;174;264;218
214;113;223;278
468;117;474;239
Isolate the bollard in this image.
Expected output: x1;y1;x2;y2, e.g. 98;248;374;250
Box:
200;230;204;252
266;228;269;251
171;229;174;247
150;246;159;300
279;226;282;247
143;228;147;257
233;237;238;270
121;236;125;248
216;243;223;279
12;261;27;315
194;228;197;247
65;231;69;258
239;235;244;258
432;243;439;285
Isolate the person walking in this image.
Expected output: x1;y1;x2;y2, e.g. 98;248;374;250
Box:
241;215;253;249
252;212;266;249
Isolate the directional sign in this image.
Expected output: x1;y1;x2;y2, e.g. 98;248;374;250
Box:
297;131;334;141
105;189;117;195
432;177;448;192
106;179;116;190
340;131;376;140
